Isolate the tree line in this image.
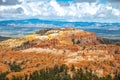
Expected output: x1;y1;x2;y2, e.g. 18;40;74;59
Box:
0;64;120;80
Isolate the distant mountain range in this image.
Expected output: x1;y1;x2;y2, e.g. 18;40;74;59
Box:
0;36;11;41
0;19;120;39
0;18;120;26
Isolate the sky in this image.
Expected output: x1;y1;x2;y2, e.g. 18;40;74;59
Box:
0;0;120;22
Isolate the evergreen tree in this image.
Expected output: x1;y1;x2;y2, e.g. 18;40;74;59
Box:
2;64;119;80
0;72;9;80
9;61;21;72
71;65;75;72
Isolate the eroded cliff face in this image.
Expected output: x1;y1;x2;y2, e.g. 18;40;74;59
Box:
0;28;120;79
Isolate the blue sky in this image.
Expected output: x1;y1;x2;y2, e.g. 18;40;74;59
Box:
0;0;120;22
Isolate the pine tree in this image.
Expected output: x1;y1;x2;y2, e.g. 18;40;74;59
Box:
0;72;9;80
71;65;75;72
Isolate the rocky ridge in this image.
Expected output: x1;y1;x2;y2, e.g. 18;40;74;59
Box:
0;28;120;79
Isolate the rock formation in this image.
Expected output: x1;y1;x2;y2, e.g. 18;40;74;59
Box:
0;28;120;79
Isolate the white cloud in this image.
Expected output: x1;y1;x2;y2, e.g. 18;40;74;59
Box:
98;14;105;17
106;6;112;10
112;9;120;16
50;0;66;16
0;0;120;22
2;0;6;2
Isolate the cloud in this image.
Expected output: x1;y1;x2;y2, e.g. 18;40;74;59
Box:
58;2;70;6
107;0;120;3
74;0;97;3
0;0;21;5
0;0;120;22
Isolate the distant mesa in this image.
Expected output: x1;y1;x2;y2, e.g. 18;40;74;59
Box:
35;28;53;35
0;36;11;41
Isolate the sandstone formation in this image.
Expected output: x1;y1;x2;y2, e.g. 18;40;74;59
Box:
0;28;120;79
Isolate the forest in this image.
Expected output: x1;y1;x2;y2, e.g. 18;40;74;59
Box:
0;64;120;80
